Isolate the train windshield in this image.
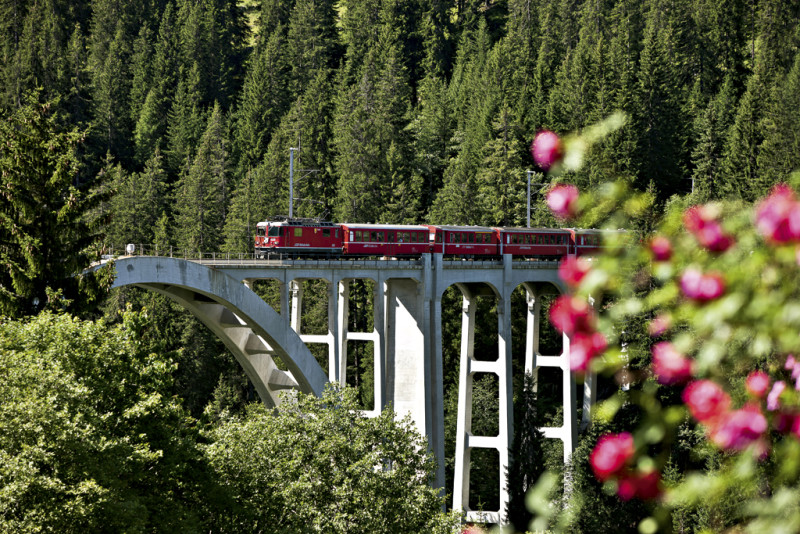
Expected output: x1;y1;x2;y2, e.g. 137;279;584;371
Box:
268;226;282;237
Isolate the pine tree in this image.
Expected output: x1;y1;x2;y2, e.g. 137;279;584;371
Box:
166;63;206;175
285;0;340;97
633;0;694;197
231;25;290;177
129;22;155;128
505;372;545;533
691;75;737;200
333;23;413;224
0;96;109;317
173;102;230;252
430;19;492;225
221;168;257;253
757;51;800;188
92;23;134;164
718;69;769;200
408;73;454;217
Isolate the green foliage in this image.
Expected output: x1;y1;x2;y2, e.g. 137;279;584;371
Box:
0;311;212;532
205;385;460;534
0;96;109;317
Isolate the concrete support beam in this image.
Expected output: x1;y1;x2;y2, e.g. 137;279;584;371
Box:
453;287;476;514
385;278;427;443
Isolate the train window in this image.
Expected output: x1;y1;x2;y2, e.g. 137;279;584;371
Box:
356;231;362;241
436;233;442;243
323;228;330;238
468;233;474;243
335;229;339;238
389;232;395;242
268;226;281;237
371;231;378;242
350;231;354;241
294;228;303;237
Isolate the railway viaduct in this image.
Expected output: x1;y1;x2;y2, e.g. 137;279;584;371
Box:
107;254;596;524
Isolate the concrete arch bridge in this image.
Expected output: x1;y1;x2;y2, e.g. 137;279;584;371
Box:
107;254;596;524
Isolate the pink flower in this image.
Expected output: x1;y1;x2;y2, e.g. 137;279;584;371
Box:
558;256;591;287
651;342;693;385
590;432;635;481
546;184;579;220
683;205;734;252
570;331;608;372
683;380;731;423
649;235;673;262
745;371;770;398
549;295;594;335
531;130;563;171
680;268;725;302
786;355;797;370
767;381;786;411
648;314;671;337
709;404;767;451
755;184;800;243
617;470;662;501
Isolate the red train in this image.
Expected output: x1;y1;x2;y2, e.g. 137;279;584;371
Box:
255;218;607;259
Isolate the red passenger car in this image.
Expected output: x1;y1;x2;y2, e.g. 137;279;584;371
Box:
257;218;342;258
428;226;498;257
572;229;605;257
498;228;571;258
342;223;431;257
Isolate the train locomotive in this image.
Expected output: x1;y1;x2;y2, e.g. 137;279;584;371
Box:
255;217;605;259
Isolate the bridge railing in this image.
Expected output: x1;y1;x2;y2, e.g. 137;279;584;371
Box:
100;244;562;268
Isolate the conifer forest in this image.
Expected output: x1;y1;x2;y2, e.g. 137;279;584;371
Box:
2;0;800;532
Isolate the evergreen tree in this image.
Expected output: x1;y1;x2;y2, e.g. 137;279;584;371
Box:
107;149;169;248
757;51;800;188
129;22;155;129
221;168;258;253
633;0;694;197
430;20;492;225
0;97;109;317
718;69;769;200
92;23;134;164
285;0;341;97
173;102;230;252
691;75;737;200
166;63;206;175
408;73;454;217
505;372;546;533
333;24;413;224
231;25;290;177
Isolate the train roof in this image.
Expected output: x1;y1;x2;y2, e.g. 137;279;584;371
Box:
265;218;337;227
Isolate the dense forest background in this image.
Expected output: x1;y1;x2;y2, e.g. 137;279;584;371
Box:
4;0;800;254
3;0;800;530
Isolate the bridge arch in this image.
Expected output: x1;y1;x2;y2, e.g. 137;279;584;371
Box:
109;256;328;407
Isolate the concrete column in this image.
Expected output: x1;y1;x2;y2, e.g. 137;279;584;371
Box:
331;278;348;385
372;277;386;412
279;280;289;320
524;285;541;379
453;288;476;512
562;331;578;463
290;280;303;333
580;296;598;432
385;279;427;439
497;289;513;518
